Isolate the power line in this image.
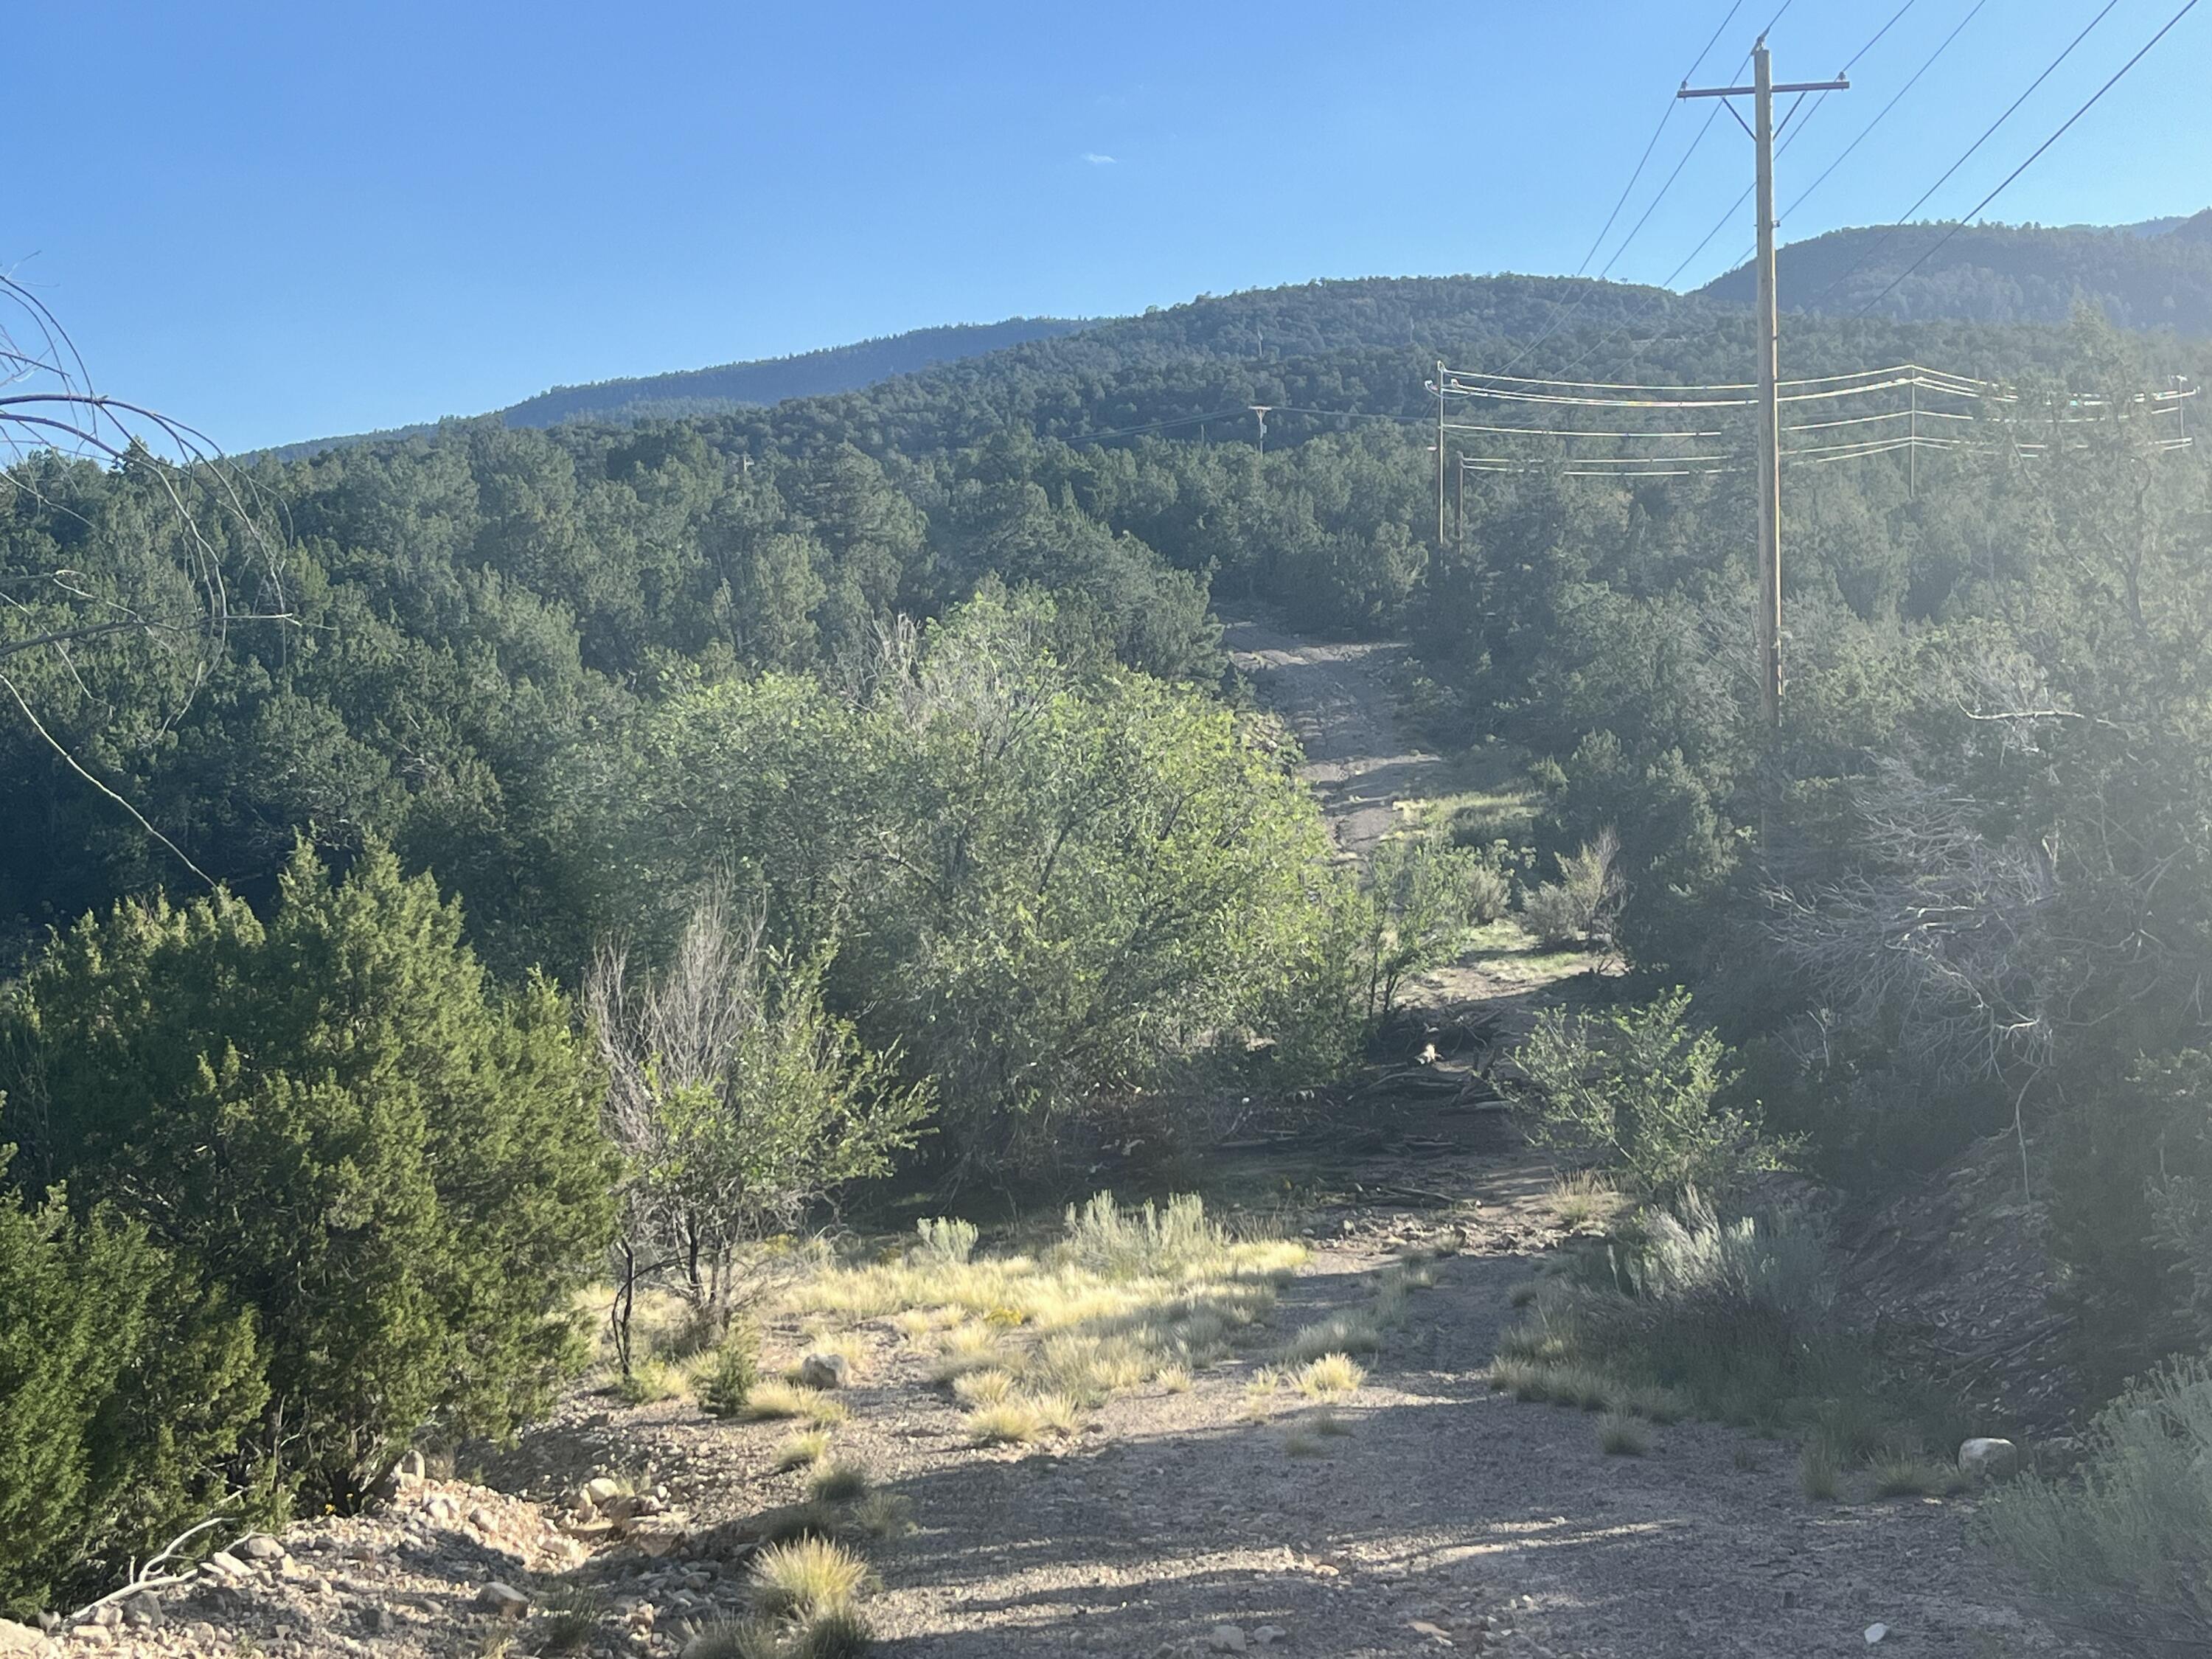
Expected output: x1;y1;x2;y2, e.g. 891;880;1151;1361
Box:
1497;0;1749;375
1575;0;1745;274
1806;0;2121;310
1560;0;1944;383
1779;0;1991;226
1856;0;2203;317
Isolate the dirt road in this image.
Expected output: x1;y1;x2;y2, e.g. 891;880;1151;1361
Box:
1222;616;1444;859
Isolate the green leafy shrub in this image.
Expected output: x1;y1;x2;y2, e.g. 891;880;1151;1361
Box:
1514;989;1785;1201
0;1183;269;1616
1356;838;1509;1018
0;844;617;1501
1980;1357;2212;1653
589;894;930;1352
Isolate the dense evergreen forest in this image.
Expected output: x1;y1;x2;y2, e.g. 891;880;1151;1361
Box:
1701;208;2212;330
7;257;2212;1627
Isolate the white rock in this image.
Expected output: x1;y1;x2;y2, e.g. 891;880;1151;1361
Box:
798;1352;849;1390
1253;1630;1287;1648
0;1618;43;1655
1958;1437;2020;1484
1208;1627;1248;1653
234;1534;287;1563
584;1477;625;1506
477;1582;530;1617
1865;1624;1888;1646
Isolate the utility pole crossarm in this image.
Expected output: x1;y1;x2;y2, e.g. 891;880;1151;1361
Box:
1677;77;1848;97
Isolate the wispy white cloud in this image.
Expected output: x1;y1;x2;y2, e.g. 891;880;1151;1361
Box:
1080;152;1117;166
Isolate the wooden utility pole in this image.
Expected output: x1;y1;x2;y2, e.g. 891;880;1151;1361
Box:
1681;41;1846;728
1434;359;1448;550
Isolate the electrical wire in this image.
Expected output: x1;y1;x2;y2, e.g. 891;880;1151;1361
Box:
1779;0;1991;226
1806;0;2122;309
1855;0;2204;316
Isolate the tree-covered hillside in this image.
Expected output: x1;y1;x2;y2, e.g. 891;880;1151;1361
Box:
498;316;1093;427
1700;211;2212;333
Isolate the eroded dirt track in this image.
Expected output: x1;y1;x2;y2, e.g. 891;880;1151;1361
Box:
1222;616;1442;858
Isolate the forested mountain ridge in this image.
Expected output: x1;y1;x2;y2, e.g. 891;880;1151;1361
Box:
265;316;1093;459
1698;209;2212;333
270;214;2211;465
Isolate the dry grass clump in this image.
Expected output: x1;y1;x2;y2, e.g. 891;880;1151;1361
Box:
1550;1169;1623;1231
1155;1363;1193;1393
1599;1413;1648;1455
950;1367;1018;1408
743;1382;849;1426
1284;1428;1326;1458
806;1457;874;1503
1280;1313;1381;1366
1295;1353;1366;1398
748;1536;872;1620
1869;1452;1964;1499
851;1490;915;1540
1310;1409;1354;1437
1801;1439;1842;1500
773;1430;833;1471
1484;1357;1616;1411
786;1192;1304;1428
615;1357;684;1405
961;1390;1084;1446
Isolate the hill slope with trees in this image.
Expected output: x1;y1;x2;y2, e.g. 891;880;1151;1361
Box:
1699;209;2212;333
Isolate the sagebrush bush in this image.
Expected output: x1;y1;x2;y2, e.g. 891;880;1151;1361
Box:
913;1217;979;1265
1519;829;1624;947
0;1189;271;1615
1980;1357;2212;1653
1495;1193;1848;1430
0;844;616;1507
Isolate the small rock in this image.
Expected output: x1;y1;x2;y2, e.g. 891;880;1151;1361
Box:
122;1593;164;1628
477;1582;530;1618
1208;1626;1248;1653
1958;1438;2020;1484
1253;1630;1286;1648
0;1618;44;1655
234;1534;287;1563
797;1352;849;1390
1864;1624;1888;1646
585;1477;625;1506
69;1627;113;1648
1409;1620;1455;1644
468;1505;501;1533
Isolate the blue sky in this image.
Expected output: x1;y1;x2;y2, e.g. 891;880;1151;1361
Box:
11;1;2208;450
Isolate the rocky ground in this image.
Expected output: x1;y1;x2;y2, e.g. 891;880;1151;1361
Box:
7;1152;2081;1659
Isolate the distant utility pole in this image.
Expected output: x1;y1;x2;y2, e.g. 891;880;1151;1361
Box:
1250;404;1273;454
1680;40;1847;728
1434;359;1447;550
